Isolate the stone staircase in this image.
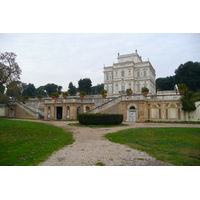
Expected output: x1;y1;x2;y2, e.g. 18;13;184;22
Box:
16;101;44;119
88;94;148;114
88;96;122;114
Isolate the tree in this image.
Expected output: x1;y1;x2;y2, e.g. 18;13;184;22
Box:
180;88;197;121
35;86;47;97
0;52;22;86
156;76;175;90
68;82;77;96
0;52;22;106
22;83;36;98
44;83;62;96
174;61;200;92
91;83;104;94
78;78;92;94
6;81;23;100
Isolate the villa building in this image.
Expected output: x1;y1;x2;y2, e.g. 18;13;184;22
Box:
103;50;156;96
3;50;200;122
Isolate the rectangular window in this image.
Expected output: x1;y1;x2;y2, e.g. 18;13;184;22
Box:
137;85;140;92
121;85;125;92
144;71;147;76
137;71;140;77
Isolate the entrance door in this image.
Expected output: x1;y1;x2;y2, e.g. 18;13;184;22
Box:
57;107;63;120
9;108;14;118
130;111;136;122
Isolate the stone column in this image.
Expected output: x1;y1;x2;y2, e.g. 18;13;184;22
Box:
44;105;47;120
62;105;67;120
50;106;55;120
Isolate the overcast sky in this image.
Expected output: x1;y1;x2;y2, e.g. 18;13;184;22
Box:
1;33;199;91
1;1;200;91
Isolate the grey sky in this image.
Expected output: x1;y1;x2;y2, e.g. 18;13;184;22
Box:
1;33;199;91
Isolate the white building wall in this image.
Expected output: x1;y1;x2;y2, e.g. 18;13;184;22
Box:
0;107;5;116
185;102;200;121
104;51;156;96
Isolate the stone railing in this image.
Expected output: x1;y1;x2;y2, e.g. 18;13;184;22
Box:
15;101;44;119
147;94;181;101
44;98;96;104
88;96;121;114
88;94;181;114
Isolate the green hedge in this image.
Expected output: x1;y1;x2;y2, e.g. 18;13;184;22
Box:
78;114;123;125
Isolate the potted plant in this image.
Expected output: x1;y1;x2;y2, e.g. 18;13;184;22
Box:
177;83;187;95
80;91;86;99
51;93;59;100
126;88;133;95
37;94;43;101
100;89;107;98
24;95;29;102
141;87;149;95
62;92;69;99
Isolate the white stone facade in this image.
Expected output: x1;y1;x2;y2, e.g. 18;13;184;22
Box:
104;50;156;96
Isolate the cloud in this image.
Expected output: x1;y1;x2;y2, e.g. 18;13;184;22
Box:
1;33;200;91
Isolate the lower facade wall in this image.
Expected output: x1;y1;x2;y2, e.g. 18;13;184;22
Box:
5;105;38;119
6;99;199;122
44;102;95;120
0;107;5;116
100;100;186;122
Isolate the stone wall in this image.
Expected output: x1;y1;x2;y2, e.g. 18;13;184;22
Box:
44;102;95;120
99;99;186;122
5;105;39;119
0;107;5;116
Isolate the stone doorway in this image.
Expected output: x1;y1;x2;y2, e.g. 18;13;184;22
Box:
9;107;14;118
129;111;136;122
129;105;136;122
56;107;63;120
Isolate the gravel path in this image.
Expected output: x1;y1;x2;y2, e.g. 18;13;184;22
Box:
37;121;200;166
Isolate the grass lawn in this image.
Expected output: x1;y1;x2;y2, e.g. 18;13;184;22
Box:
105;127;200;166
0;120;74;166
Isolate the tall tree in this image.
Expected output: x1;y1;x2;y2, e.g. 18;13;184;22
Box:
156;76;175;90
22;83;36;98
44;83;62;96
180;88;197;121
68;82;77;96
78;78;92;94
35;86;48;97
6;81;23;100
91;83;104;94
0;52;22;106
0;52;22;86
174;61;200;92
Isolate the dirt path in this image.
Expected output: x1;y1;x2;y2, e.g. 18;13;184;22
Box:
36;121;200;166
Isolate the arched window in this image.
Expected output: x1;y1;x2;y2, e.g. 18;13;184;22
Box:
66;106;70;119
77;107;81;118
130;106;136;110
86;106;90;112
47;106;51;119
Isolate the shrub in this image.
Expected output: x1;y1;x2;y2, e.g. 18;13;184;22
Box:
141;87;149;93
126;88;132;93
80;91;86;96
100;89;107;94
78;114;123;125
177;83;187;89
51;93;59;98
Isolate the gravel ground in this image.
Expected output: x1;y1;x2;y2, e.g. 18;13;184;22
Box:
36;121;200;166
